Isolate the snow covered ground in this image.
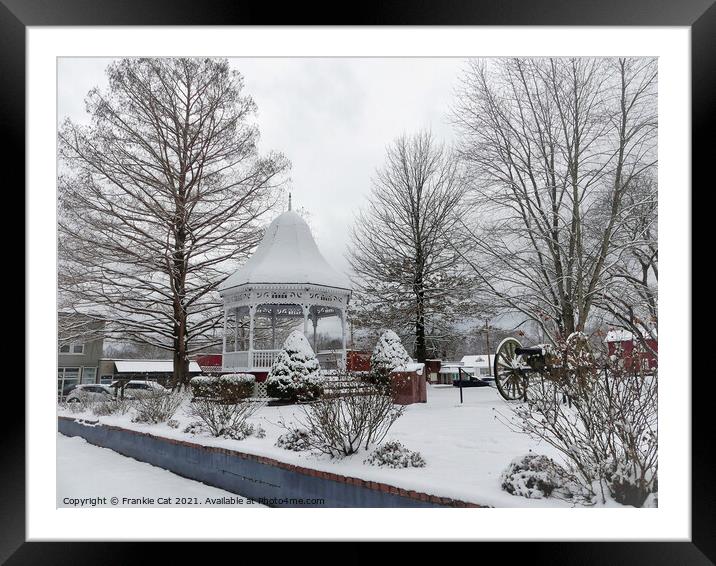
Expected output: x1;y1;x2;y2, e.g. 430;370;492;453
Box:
58;385;582;508
57;433;264;507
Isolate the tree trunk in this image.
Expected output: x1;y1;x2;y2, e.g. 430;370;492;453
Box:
414;273;427;363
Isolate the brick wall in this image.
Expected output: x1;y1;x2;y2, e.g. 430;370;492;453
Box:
58;417;483;508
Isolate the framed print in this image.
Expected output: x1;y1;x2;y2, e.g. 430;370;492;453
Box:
4;0;710;562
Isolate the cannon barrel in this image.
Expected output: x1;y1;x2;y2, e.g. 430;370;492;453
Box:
515;346;544;357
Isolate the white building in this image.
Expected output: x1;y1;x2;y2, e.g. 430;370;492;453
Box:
435;354;494;384
460;355;493;377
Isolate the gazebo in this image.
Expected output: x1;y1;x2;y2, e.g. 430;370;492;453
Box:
218;205;352;376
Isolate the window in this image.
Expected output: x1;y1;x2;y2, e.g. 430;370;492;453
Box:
81;367;97;384
58;367;80;398
100;375;113;385
59;342;85;355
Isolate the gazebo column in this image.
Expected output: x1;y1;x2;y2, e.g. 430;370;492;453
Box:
312;308;319;351
222;307;228;354
248;305;256;370
271;306;277;350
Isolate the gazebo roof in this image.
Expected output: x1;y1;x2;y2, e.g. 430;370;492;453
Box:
219;210;351;293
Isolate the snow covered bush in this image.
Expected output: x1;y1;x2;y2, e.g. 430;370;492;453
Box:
364;441;426;468
275;428;311;452
63;400;86;414
92;396;132;416
266;331;323;403
285;385;405;458
605;455;658;507
499;348;658;506
132;391;186;424
190;373;255;403
371;330;411;376
186;398;265;440
500;453;580;500
642;491;658;508
65;390;97;412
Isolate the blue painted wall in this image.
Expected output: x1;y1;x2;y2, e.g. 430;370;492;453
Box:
58;418;442;508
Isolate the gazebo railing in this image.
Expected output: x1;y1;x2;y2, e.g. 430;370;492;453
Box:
223;350;281;371
223;351;249;370
223;350;346;371
252;350;281;369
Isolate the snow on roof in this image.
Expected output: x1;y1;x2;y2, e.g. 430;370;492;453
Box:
114;360;201;373
460;355;491;367
439;362;463;373
219;211;351;292
392;362;425;375
605;330;634;343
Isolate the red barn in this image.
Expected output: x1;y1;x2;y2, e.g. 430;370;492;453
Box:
605;330;658;373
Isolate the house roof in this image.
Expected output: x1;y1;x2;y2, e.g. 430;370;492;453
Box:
605;330;634;343
460;355;491;367
114;360;202;373
219;211;351;293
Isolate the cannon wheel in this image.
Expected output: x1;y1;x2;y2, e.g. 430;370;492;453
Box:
493;337;528;401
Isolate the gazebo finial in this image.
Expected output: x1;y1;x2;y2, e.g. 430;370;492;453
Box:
288;192;292;211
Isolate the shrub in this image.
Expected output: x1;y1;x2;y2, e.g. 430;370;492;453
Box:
285;385;405;458
92;396;132;416
63;400;85;414
190;373;255;403
275;428;311;452
370;330;411;377
64;390;96;413
186;398;265;440
498;343;658;506
605;456;658;507
267;331;324;402
500;453;580;500
132;391;185;424
364;441;426;468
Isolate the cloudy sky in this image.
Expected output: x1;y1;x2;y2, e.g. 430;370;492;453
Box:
57;57;466;277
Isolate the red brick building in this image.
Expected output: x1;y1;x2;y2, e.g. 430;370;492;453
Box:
605;330;658;373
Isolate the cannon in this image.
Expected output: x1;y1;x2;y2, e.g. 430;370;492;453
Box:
492;332;595;401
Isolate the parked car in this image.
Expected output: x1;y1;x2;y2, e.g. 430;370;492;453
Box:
452;376;491;388
121;380;169;399
61;383;79;399
66;383;114;403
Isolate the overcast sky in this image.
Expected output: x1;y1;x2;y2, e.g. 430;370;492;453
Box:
57;57;466;277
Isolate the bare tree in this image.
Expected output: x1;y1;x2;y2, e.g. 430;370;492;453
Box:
452;58;657;342
594;173;658;352
348;131;480;362
58;58;289;387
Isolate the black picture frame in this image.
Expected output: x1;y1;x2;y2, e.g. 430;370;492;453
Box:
5;0;709;562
